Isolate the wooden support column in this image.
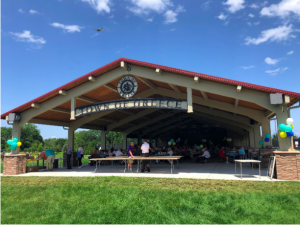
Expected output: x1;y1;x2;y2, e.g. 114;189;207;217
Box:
249;128;255;148
12;122;21;154
68;128;75;149
70;97;76;120
253;124;261;148
187;87;193;113
261;117;271;147
101;131;107;150
275;105;293;151
122;132;128;150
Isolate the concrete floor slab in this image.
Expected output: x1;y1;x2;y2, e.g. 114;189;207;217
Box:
2;162;275;181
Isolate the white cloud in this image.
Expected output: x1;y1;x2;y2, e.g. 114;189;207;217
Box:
10;30;46;44
50;22;83;33
241;65;255;69
29;9;38;14
201;0;212;10
265;67;288;76
265;57;279;65
51;136;56;138
176;5;185;13
127;0;173;15
245;24;295;45
287;50;294;55
218;12;228;20
254;21;260;25
248;13;255;17
108;14;114;18
223;0;245;13
18;9;25;13
147;18;153;22
164;10;177;24
250;4;259;9
170;28;176;31
82;0;111;13
260;0;300;18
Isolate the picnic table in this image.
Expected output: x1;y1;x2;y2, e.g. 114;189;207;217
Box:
90;156;182;174
234;159;261;179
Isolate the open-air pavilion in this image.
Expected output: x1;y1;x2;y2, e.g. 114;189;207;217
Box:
2;58;300;180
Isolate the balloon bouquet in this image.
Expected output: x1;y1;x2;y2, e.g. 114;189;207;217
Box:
279;118;294;139
7;138;22;151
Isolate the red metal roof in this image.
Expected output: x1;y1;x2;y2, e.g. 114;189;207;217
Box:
1;57;300;119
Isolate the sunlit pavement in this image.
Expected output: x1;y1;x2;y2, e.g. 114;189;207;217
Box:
2;161;275;181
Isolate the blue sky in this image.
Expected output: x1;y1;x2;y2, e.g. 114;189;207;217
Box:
1;0;300;139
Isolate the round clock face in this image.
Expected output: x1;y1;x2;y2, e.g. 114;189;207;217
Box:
117;75;138;99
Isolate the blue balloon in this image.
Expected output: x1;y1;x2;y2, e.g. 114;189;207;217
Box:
10;145;16;150
265;133;271;138
170;139;174;143
11;143;17;148
286;131;294;137
7;140;13;145
197;146;200;150
13;138;19;143
279;124;286;131
285;125;292;133
264;138;270;142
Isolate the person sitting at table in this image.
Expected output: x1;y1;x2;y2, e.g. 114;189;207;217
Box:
238;146;246;159
219;148;229;163
108;150;113;157
150;148;155;156
196;148;211;164
114;149;123;157
44;149;55;171
167;148;173;156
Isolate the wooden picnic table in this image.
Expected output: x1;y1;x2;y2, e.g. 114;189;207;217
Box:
90;156;182;174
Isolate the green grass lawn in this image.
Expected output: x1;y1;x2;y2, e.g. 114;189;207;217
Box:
1;177;300;224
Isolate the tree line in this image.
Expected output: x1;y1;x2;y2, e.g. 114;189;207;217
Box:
1;123;123;154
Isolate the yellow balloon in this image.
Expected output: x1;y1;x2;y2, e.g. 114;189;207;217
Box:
17;142;22;147
172;142;176;146
290;124;294;129
280;131;287;138
200;145;203;148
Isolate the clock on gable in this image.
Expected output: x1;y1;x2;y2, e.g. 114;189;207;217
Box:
117;75;138;99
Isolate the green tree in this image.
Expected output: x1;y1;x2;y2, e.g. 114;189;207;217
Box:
20;123;44;151
1;127;12;150
272;134;278;140
74;130;101;154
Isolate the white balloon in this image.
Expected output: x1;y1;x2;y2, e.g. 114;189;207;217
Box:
286;118;293;125
168;141;171;145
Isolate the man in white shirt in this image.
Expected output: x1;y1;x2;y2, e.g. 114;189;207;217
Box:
141;139;150;172
167;148;173;156
196;148;211;164
78;145;84;168
114;149;123;157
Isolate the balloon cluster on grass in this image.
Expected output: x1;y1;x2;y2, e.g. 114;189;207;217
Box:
6;138;22;150
279;118;294;139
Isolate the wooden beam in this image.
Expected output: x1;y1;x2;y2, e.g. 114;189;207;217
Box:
120;110;136;116
200;91;208;101
31;103;40;108
136;77;157;91
194;77;199;83
169;84;182;95
88;76;96;82
121;61;127;69
104;84;118;92
141;116;151;120
98;118;118;123
235;99;239;108
51;107;70;114
59;90;67;95
156;68;163;75
76;96;98;104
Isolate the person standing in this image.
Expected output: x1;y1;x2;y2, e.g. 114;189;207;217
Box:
78;145;84;168
127;141;135;172
44;149;55;171
141;139;150;172
66;144;73;169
